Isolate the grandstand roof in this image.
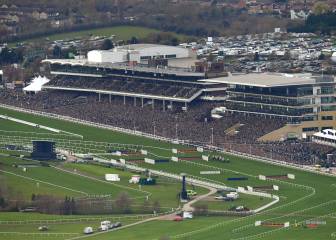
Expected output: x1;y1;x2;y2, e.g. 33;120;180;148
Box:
200;73;333;88
42;59;204;77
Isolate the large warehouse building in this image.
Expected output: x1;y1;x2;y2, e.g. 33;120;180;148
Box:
87;44;191;64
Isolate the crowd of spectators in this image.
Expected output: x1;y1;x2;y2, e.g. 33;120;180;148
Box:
258;141;334;165
0;89;334;165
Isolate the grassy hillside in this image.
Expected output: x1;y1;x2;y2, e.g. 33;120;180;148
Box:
11;26;188;46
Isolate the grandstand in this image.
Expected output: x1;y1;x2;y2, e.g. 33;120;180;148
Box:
203;73;336;140
203;73;336;120
41;44;227;109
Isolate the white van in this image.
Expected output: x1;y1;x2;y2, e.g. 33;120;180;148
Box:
83;227;93;234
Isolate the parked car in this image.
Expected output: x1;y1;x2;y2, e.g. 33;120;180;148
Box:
235;206;245;212
112;222;122;228
38;226;48;231
83;227;94;234
186;190;197;197
214;195;226;200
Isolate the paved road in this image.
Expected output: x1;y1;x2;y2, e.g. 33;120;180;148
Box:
182;187;217;212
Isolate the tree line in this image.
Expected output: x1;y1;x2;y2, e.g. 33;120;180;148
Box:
288;12;336;35
0;187;163;215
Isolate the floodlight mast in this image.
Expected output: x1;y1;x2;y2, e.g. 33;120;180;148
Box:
180;173;188;201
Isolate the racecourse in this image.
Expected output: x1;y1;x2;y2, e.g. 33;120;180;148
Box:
0;106;335;240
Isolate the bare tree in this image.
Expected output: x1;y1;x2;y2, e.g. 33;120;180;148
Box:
114;192;132;213
142;199;151;214
152;200;161;213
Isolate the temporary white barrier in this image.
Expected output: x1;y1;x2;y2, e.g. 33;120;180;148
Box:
172;148;178;154
105;174;120;182
273;185;279;191
306;220;326;225
110;159;117;164
284;222;290;228
119;159;126;164
287;173;295;179
112;151;122;156
237;186;245;192
255;221;262;226
145;158;155;165
141;150;148;155
197;147;204;153
202;155;209;161
259;175;266;181
247;186;253;192
171;156;179;162
200;171;220;175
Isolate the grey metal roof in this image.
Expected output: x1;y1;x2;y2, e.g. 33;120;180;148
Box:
200;73;332;88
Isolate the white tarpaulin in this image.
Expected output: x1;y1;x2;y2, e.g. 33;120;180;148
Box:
141;150;148;155
259;175;266;181
287;174;295;179
145;158;155;164
23;76;50;92
105;174;120;182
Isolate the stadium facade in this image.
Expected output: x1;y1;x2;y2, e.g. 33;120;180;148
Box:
205;73;336;140
204;73;336;120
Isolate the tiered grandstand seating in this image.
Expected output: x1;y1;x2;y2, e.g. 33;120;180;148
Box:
46;76;201;99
